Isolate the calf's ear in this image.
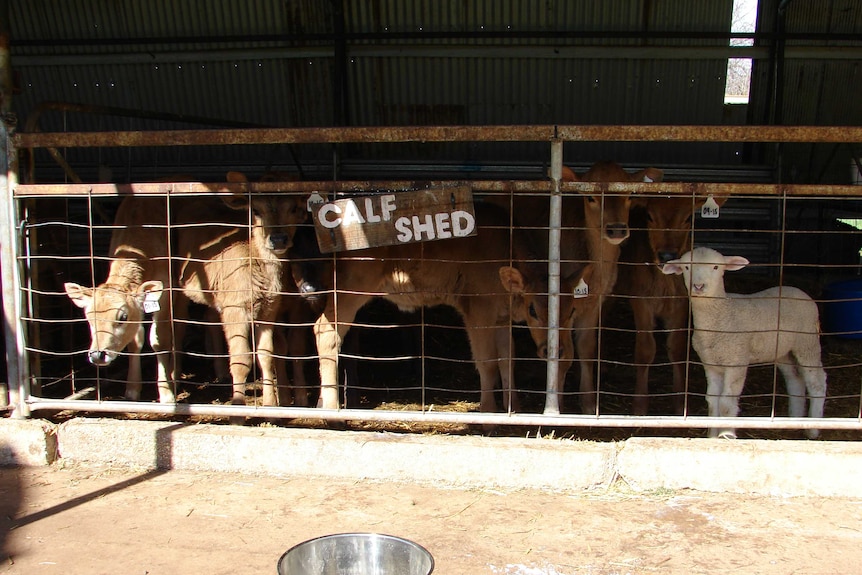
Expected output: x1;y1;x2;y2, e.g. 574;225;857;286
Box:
561;165;579;182
499;266;526;294
223;171;252;211
631;167;664;183
137;281;164;297
226;171;249;183
64;282;93;308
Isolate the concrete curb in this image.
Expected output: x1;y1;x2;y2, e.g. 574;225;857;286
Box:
618;436;862;497
3;417;862;497
54;418;617;491
0;418;57;466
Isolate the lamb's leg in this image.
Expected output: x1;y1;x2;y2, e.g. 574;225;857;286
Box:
795;344;827;439
801;362;827;440
629;298;657;416
714;365;747;439
802;363;828;433
776;358;806;418
703;366;725;438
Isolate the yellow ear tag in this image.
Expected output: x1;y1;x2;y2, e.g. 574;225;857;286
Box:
573;278;589;298
701;195;720;219
143;292;161;314
307;191;327;212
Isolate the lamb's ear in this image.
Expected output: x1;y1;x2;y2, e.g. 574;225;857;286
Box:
632;167;664;183
64;282;94;309
499;266;526;294
660;261;685;275
723;256;749;271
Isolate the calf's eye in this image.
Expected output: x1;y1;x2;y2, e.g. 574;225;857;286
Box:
528;303;538;319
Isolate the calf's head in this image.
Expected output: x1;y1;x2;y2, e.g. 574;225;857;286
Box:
225;171;308;256
634;194;728;266
501;262;594;360
65;280;164;366
564;161;662;245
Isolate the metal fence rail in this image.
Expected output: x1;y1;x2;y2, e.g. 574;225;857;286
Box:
5;124;862;437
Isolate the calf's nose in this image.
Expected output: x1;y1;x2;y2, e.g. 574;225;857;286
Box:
268;233;291;253
88;350;111;366
605;223;629;241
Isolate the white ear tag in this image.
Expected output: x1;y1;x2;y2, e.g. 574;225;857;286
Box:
701;195;720;219
573;278;589;298
643;176;654;183
307;192;326;212
143;292;161;314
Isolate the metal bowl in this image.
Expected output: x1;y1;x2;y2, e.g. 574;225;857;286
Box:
277;533;434;575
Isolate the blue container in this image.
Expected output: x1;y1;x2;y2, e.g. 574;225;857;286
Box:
823;278;862;339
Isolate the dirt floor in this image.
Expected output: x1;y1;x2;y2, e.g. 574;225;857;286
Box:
0;463;861;575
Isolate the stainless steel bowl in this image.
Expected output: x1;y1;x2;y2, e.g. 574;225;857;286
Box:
277;532;434;575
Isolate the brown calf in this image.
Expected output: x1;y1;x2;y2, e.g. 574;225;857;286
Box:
496;161;658;414
64;196;179;403
173;173;308;410
557;162;662;414
312;202;581;413
616;192;726;415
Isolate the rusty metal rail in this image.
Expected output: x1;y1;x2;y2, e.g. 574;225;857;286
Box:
15;124;862;149
13;180;862;198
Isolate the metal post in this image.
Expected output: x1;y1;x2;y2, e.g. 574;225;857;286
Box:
544;140;563;414
0;119;26;416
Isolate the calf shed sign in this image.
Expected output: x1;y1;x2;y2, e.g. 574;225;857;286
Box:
311;186;476;253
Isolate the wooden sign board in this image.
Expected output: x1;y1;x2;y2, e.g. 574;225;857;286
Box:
311;186;476;253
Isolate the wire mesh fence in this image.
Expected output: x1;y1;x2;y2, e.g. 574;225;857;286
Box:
6;125;862;439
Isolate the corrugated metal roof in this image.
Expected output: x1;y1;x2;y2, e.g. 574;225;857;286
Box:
7;0;861;183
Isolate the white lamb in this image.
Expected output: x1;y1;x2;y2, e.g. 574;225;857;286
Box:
661;247;827;439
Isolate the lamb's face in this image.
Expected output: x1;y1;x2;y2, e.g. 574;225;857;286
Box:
661;247;733;297
687;249;727;296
